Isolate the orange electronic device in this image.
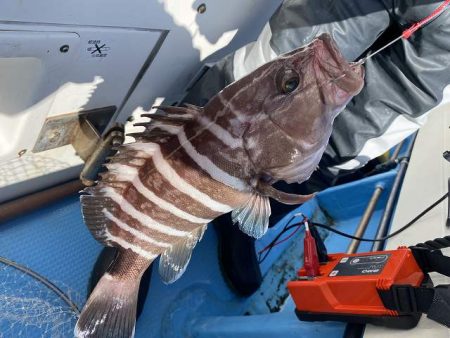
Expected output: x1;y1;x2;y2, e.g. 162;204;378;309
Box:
288;247;430;328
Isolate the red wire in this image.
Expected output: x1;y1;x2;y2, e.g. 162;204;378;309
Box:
258;223;303;255
402;0;450;38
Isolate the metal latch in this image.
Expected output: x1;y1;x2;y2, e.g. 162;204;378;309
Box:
32;106;125;186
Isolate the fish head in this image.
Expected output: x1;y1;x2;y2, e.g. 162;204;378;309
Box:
237;33;365;184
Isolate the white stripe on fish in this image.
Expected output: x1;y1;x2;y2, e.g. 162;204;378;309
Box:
127;143;234;213
217;65;274;119
103;209;171;249
102;187;188;237
178;129;248;191
105;229;156;260
217;92;244;120
105;163;211;224
198;115;242;149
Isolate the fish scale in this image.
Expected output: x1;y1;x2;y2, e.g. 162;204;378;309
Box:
75;33;365;338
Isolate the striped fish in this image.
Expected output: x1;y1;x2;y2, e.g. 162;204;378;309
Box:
75;33;364;338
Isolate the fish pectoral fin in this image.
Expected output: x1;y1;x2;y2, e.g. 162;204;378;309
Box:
257;182;315;205
231;193;271;239
159;225;207;284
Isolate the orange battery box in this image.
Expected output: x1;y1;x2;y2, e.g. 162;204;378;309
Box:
288;247;426;328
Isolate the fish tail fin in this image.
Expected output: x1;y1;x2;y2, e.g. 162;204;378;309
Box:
75;272;140;338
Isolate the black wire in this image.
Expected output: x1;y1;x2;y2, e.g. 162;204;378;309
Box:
380;192;448;239
258;192;448;263
311;192;448;242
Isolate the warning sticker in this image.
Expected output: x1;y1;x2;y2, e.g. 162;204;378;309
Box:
328;254;391;277
87;40;110;58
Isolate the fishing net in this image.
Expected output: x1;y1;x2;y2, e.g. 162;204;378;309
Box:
0;259;81;338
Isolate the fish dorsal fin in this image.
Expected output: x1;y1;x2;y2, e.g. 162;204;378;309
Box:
80;143;150;247
80;192;118;247
231;193;271;239
256;181;315;205
127;104;202;142
154;104;202;116
159;224;207;284
80;187;126;246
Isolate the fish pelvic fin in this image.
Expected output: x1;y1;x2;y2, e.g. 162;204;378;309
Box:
75;251;150;338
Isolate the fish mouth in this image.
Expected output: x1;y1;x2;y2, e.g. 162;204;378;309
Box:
314;33;365;98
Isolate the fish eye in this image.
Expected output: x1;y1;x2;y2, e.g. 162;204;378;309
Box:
276;68;300;94
282;77;299;94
